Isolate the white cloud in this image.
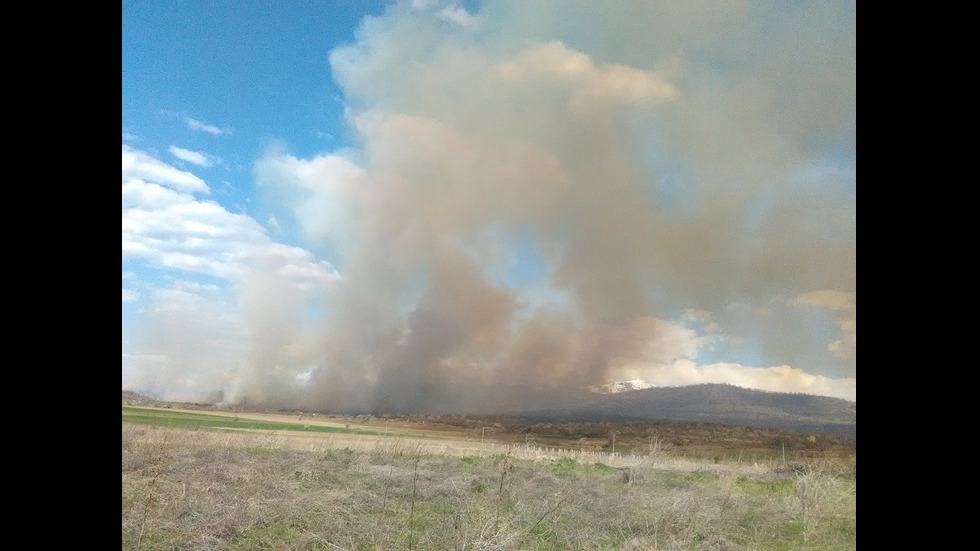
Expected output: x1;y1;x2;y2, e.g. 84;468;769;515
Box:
255;151;364;247
122;178;266;279
611;317;855;401
169;145;215;167
704;363;855;401
622;358;855;402
122;288;141;303
123;147;339;286
122;145;210;195
185;117;233;135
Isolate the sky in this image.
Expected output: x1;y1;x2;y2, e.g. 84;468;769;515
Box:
122;1;856;413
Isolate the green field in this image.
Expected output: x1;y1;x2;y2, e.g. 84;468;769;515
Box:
122;406;389;437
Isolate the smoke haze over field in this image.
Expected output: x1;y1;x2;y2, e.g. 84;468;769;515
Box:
122;1;856;411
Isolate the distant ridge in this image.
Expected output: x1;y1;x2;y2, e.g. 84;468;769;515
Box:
123;383;855;438
523;383;855;437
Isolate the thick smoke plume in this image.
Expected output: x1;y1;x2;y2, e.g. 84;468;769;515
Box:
162;2;857;411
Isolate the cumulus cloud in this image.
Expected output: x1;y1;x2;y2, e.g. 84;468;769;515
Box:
122;179;263;279
649;361;855;402
612;319;855;402
123;145;340;284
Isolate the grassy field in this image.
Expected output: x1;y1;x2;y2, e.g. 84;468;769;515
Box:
123;407;855;550
122;407;391;437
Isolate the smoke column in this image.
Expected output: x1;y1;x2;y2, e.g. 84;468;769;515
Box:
232;1;856;412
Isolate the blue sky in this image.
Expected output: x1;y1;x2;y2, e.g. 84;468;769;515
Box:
123;1;856;411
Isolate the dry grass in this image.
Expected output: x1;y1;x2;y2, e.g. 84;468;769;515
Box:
123;423;854;550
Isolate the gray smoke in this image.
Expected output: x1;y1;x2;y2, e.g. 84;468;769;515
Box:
231;1;856;412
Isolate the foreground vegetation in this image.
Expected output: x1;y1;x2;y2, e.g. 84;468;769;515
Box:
122;412;855;550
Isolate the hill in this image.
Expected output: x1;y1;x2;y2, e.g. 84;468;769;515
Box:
124;382;855;437
522;383;855;437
